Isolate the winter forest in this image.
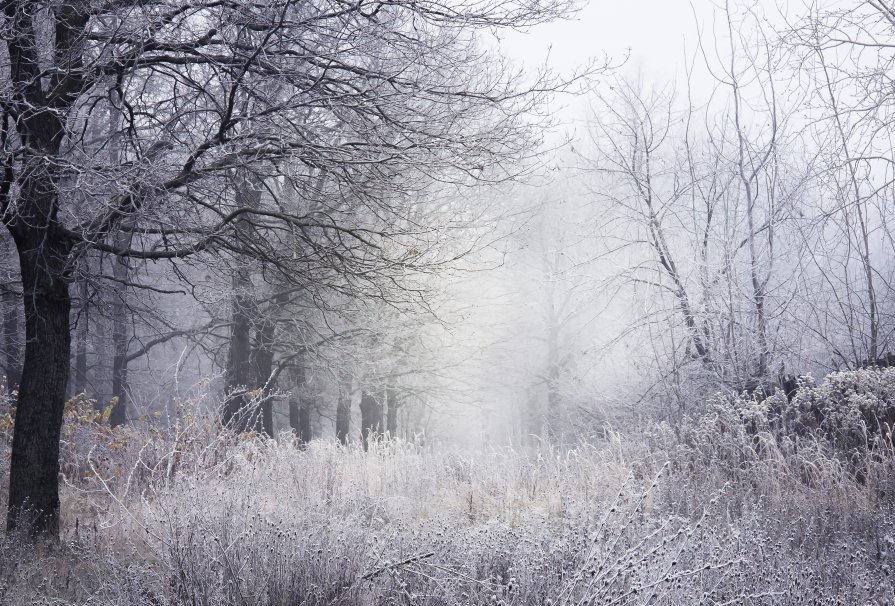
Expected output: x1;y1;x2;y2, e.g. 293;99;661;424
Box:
2;0;895;603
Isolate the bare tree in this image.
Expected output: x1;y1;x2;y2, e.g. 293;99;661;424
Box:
783;0;895;368
583;31;800;408
0;0;588;537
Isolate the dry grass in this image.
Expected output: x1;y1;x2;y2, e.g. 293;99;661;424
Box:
0;377;893;604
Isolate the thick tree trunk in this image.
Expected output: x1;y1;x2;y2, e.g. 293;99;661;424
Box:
7;230;72;536
223;179;266;434
289;396;301;436
261;396;274;438
336;401;350;444
4;0;96;538
299;404;311;444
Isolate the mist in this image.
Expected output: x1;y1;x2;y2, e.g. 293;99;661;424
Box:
1;0;895;603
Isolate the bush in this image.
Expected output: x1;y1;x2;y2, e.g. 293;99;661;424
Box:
672;368;895;487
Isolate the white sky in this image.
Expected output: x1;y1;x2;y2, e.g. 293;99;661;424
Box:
502;0;710;75
500;0;705;79
497;0;800;132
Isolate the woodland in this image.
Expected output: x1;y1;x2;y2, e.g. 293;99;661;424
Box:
1;0;895;604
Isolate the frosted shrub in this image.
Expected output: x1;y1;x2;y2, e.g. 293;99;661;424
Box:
674;368;895;484
0;387;892;603
784;369;895;453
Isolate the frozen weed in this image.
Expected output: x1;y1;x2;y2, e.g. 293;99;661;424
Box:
0;374;893;603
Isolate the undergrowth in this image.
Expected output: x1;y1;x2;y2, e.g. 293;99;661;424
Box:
0;370;893;604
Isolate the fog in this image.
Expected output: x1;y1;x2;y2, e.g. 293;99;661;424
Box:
2;0;895;602
1;0;888;445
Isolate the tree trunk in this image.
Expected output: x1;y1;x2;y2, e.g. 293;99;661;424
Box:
336;377;351;445
360;391;382;450
73;276;88;398
109;255;130;427
386;384;399;438
107;106;129;427
545;361;562;443
289;396;301;437
336;376;351;444
299;404;311;444
251;312;276;438
223;277;255;432
223;178;265;434
745;183;770;380
289;396;312;446
545;301;562;443
109;313;128;427
6;228;72;537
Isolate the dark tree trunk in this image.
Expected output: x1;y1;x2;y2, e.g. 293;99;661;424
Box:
359;391;382;451
4;0;91;538
107;109;129;427
289;396;312;446
251;312;276;438
299;404;311;444
336;383;351;445
289;396;301;436
73;276;88;398
223;279;254;432
109;320;128;427
109;256;130;427
223;179;265;434
386;384;399;437
261;398;273;439
6;226;72;537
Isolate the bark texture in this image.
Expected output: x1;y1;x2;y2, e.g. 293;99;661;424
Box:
7;221;73;536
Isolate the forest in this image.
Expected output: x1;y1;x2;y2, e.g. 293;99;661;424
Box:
2;0;895;603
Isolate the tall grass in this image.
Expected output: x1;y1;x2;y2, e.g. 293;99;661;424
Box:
0;372;893;604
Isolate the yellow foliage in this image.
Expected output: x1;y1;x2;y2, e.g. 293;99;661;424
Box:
0;412;14;442
102;398;117;423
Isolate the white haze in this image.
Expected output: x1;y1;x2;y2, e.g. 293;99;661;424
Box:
414;0;895;445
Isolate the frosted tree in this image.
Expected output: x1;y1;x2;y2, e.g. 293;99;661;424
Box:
0;0;589;537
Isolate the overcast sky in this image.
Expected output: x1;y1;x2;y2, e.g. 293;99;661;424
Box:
500;1;717;80
497;0;799;131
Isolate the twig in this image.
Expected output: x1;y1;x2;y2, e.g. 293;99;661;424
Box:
361;552;435;581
